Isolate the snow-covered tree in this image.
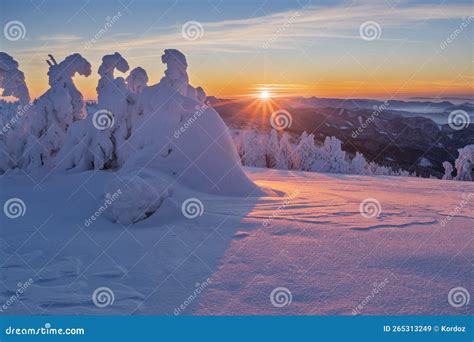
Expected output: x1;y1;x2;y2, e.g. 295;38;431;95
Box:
96;52;130;138
454;145;474;181
55;54;144;172
126;67;148;94
368;162;391;176
22;53;91;171
276;132;294;170
231;129;413;177
318;136;348;174
53;117;114;172
350;152;368;175
265;129;280;168
160;49;206;104
242;129;266;167
126;67;149;137
0;53;32;173
442;161;453;180
0;52;30;105
293;131;316;171
232;131;245;159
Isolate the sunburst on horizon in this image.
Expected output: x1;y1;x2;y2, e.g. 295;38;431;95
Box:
259;90;271;100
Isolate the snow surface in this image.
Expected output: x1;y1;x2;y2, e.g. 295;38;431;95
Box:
0;167;472;315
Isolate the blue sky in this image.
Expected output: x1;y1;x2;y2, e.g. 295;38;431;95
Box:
1;0;473;99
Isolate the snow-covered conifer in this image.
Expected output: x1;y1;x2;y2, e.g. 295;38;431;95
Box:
276;132;294;170
442;161;453;180
293;131;316;171
454;145;474;181
242;129;266;167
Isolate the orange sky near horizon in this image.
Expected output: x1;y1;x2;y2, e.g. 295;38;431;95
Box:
15;52;474;100
19;76;472;103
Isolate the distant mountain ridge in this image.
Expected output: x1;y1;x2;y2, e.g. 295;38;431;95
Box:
293;96;474;115
208;96;473;178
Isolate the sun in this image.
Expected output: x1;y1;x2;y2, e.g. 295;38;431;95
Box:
259;90;271;100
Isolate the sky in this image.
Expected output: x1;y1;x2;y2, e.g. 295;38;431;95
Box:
1;0;473;100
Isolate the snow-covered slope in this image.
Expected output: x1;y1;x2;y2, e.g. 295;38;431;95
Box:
1;168;472;315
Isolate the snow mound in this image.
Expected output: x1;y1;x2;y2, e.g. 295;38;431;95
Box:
105;171;174;224
123;49;262;196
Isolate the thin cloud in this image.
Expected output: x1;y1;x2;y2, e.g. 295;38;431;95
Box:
12;1;473;57
38;34;83;43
